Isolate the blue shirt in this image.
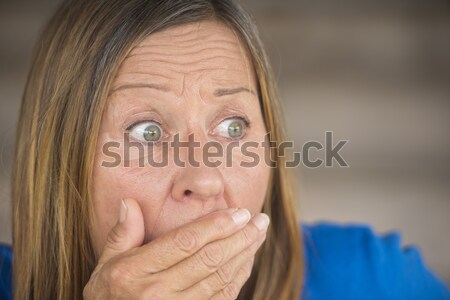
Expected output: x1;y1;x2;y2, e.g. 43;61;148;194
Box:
1;222;449;300
300;223;450;300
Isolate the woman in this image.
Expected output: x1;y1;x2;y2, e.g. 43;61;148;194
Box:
0;0;449;299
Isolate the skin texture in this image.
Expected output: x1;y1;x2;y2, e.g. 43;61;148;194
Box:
91;20;271;257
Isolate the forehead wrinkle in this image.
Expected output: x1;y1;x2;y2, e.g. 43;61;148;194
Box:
127;34;242;63
127;45;241;59
226;26;254;96
119;52;248;84
114;71;175;81
131;39;239;52
112;65;250;93
126;20;252;68
155;21;257;96
135;21;211;46
124;39;245;75
126;55;242;68
111;20;257;104
137;21;241;49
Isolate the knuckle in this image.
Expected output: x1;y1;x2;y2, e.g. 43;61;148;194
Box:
173;227;199;252
242;243;255;258
106;259;134;283
222;282;241;300
199;242;225;269
240;226;256;245
105;226;125;250
140;287;165;300
198;278;215;296
216;262;234;286
241;261;253;279
136;274;168;300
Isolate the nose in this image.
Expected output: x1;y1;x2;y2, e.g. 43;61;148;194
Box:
172;164;225;202
171;133;225;203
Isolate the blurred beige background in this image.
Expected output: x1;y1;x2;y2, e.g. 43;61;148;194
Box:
1;0;449;283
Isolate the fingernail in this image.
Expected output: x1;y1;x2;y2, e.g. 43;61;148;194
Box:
119;199;128;223
253;213;270;231
232;208;251;225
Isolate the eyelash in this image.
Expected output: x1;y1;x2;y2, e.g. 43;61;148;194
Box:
126;119;162;131
228;116;251;128
125;115;251;142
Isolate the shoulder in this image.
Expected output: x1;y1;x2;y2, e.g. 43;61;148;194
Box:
300;222;450;300
0;243;12;300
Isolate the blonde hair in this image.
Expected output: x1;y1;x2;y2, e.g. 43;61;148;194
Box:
12;1;304;299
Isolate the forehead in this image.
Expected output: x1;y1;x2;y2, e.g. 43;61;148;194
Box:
111;20;257;95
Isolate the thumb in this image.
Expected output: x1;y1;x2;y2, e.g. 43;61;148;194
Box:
98;198;145;265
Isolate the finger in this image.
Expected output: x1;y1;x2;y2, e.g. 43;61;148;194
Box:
209;258;256;300
181;234;264;300
97;198;145;266
131;207;252;273
166;213;269;291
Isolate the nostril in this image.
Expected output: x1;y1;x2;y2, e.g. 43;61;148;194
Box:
184;190;192;197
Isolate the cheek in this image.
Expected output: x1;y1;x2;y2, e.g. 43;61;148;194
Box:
90;154;173;254
225;139;271;214
91;132;173;237
222;160;271;215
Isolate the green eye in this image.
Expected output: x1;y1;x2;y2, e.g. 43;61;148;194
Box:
216;117;248;139
228;120;243;138
128;121;163;142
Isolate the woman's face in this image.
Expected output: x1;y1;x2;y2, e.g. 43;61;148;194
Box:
91;20;271;255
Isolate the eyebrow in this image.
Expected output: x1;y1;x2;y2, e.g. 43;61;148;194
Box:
110;83;170;95
213;87;256;97
110;83;256;98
